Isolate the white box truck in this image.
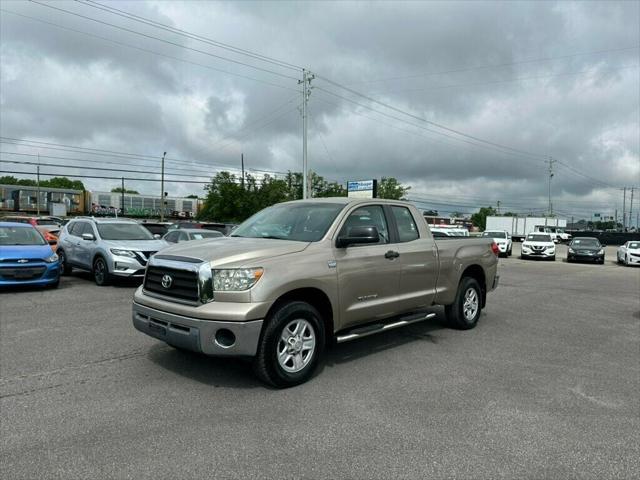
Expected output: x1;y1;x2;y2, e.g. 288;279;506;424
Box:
485;216;568;242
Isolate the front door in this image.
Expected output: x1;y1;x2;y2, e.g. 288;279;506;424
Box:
74;222;95;269
334;204;402;329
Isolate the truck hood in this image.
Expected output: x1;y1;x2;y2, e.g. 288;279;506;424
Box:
101;239;169;251
156;237;310;267
0;244;54;261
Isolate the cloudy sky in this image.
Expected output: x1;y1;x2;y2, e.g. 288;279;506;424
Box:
1;0;639;221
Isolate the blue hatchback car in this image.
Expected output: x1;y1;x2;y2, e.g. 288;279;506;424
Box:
0;222;60;288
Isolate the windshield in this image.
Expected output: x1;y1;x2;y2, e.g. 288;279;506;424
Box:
572;238;600;248
628;242;640;249
483;231;506;238
97;223;154;241
526;234;552;242
232;203;344;242
0;226;46;246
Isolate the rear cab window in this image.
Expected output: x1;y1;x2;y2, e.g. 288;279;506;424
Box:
390;206;419;242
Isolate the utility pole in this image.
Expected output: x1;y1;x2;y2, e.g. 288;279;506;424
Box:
622;187;627;230
121;177;125;217
630;187;634;230
36;157;41;216
160;151;166;222
546;157;555;217
299;69;314;199
241;153;245;189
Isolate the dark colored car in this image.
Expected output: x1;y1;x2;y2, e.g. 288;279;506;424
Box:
567;237;605;264
139;221;172;237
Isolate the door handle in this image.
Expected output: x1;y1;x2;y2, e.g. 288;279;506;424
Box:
384;250;400;259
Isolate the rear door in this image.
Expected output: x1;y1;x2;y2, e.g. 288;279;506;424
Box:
334;204;402;328
61;221;80;264
389;205;438;310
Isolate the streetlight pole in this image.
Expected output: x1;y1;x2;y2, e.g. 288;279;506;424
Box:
299;69;314;199
160;151;166;222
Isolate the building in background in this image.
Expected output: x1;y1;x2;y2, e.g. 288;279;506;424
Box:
0;184;201;218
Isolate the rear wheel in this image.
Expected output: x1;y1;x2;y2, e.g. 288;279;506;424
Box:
58;249;72;275
93;256;111;286
445;277;482;330
253;301;324;388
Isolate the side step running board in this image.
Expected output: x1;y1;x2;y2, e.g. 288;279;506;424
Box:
336;312;436;344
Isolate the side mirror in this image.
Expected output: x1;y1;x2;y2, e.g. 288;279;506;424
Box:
48;239;57;245
336;226;379;248
81;233;95;241
601;244;606;247
154;234;161;239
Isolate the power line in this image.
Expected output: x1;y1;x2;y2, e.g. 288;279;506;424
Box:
79;0;302;71
315;75;550;161
28;0;299;81
370;64;639;95
348;45;640;85
0;169;210;185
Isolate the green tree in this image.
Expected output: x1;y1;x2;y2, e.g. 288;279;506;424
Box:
185;194;199;199
42;177;85;190
111;187;140;194
423;209;439;217
450;211;464;218
471;206;497;230
0;175;36;186
377;177;410;200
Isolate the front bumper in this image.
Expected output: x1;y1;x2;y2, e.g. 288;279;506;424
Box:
0;261;60;287
109;254;147;277
626;254;640;265
521;249;555;259
568;253;604;262
132;302;264;356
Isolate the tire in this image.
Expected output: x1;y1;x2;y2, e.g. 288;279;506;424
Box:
92;256;111;286
50;278;60;289
549;255;556;261
617;254;622;264
58;249;72;275
445;277;482;330
507;247;512;257
625;255;630;266
253;301;325;388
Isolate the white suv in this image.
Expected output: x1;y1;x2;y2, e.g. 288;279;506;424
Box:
481;230;512;257
521;233;556;261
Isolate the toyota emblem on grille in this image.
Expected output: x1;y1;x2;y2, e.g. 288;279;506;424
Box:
161;274;173;289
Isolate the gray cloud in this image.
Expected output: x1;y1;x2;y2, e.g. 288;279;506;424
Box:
0;0;638;219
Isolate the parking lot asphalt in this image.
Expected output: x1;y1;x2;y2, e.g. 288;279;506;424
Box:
1;244;639;479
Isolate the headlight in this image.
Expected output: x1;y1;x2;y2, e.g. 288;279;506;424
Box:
110;248;136;257
212;268;264;291
568;248;575;253
43;253;59;263
598;249;604;255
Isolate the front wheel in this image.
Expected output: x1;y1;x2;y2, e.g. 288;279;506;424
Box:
253;301;325;388
58;249;72;275
93;256;111;286
549;255;556;261
445;277;482;330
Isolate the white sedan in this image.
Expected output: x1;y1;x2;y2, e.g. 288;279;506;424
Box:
617;241;640;266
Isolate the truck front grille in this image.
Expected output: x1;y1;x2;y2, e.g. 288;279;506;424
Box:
144;266;199;302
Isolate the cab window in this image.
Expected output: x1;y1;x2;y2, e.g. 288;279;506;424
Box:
391;206;419;242
340;205;389;244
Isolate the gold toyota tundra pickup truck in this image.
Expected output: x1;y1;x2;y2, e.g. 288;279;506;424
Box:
133;198;499;387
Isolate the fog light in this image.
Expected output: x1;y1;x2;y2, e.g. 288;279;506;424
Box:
214;329;235;348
